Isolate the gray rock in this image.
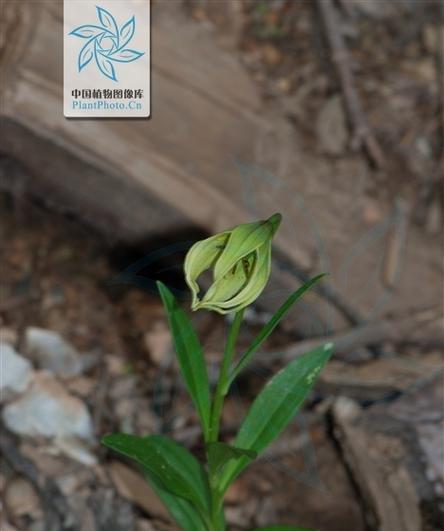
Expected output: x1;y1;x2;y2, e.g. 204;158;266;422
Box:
24;327;91;378
54;436;97;466
2;371;93;440
1;343;33;402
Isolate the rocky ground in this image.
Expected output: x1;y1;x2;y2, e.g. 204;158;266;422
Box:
1;188;442;531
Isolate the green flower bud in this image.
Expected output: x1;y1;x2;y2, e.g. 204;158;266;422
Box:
184;213;282;314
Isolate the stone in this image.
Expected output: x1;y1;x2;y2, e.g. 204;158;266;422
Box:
55;436;98;466
67;376;96;398
143;321;172;366
109;461;170;520
2;371;93;440
4;477;42;518
136;519;155;531
349;0;394;18
0;343;33;402
332;396;361;422
24;327;92;378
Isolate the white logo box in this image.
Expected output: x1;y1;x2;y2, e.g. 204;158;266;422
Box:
64;0;150;118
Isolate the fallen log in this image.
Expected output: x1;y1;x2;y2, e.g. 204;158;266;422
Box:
0;0;265;242
331;371;444;531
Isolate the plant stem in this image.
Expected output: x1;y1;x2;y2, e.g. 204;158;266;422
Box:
209;475;224;531
207;309;244;530
208;309;244;444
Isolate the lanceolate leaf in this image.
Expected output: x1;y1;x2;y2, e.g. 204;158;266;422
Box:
102;434;210;514
219;344;333;491
226;274;326;391
143;468;207;531
207;442;257;477
157;281;211;438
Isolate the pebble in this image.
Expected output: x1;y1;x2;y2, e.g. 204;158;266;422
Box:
24;327;91;378
333;396;361;422
136;519;156;531
1;343;33;402
110;461;170;520
67;376;96;398
55;436;98;466
2;371;94;441
143;321;172;366
4;477;42;518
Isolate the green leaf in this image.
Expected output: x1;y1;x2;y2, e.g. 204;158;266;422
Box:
219;344;333;491
142;467;207;531
157;281;211;438
207;442;257;477
102;433;210;514
253;526;316;531
226;274;326;391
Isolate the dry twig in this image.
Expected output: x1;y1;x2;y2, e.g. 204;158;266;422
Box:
248;305;443;367
317;0;385;167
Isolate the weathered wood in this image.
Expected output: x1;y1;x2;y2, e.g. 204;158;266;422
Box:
332;372;444;531
319;352;443;403
0;0;266;240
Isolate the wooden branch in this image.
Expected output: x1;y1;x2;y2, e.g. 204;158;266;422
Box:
331;371;444;530
317;0;385;167
250;306;443;366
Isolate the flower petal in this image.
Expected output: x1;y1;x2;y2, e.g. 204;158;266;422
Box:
184;232;229;308
201;253;255;307
213;214;280;281
213;241;271;313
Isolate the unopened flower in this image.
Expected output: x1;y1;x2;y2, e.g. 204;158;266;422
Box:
184;213;282;314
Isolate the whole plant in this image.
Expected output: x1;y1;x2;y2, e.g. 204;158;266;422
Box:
103;213;332;531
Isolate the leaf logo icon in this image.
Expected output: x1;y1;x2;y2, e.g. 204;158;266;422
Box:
69;6;144;82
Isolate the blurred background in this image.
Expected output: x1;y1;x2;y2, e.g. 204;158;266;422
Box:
0;1;443;530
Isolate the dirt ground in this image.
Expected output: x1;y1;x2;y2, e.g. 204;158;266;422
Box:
1;1;443;530
0;190;368;531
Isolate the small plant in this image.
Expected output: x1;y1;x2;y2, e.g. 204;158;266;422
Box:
102;214;332;531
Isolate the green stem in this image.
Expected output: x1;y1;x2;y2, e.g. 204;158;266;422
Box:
208;309;244;444
209;476;224;531
206;309;244;530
